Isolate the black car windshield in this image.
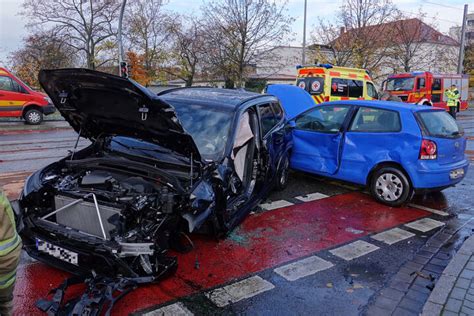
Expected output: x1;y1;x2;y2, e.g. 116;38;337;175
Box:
171;102;233;160
386;77;414;91
417;111;463;138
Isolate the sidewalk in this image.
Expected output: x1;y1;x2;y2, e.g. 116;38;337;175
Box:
422;235;474;315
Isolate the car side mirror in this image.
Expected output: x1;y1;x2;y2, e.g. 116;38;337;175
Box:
287;120;296;129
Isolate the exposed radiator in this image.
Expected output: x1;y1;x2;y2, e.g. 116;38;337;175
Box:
54;195;120;239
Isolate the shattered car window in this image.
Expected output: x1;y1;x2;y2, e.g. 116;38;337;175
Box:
171;102;233;160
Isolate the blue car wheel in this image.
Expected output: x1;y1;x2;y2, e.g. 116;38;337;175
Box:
370;166;412;207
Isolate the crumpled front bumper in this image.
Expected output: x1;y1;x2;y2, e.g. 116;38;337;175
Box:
20;215;177;279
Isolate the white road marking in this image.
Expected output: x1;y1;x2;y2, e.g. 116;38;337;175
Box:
408;203;449;217
143;302;193;316
274;256;334;281
206;276;275;307
259;200;293;211
371;227;415;245
404;218;445;233
294;192;328;203
329;240;380;261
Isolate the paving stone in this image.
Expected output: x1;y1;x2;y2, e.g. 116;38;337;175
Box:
366;305;392;316
418;250;436;259
461;305;474;315
456;278;471;290
399;297;425;313
413;255;431;265
443;310;461;316
466;293;474;302
450;287;467;300
404;261;424;271
466;262;474;270
411;284;432;294
425;263;447;274
393;307;417;316
444;254;471;277
373;296;399;311
390;279;411;292
461;269;474;280
380;287;405;302
405;288;429;303
445;298;463;313
464;299;474;310
430;258;450;267
468;288;474;296
425;246;441;254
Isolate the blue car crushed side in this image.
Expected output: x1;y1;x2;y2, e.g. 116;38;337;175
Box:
266;84;468;192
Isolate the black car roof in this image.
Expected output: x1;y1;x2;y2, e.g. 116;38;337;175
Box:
157;87;268;110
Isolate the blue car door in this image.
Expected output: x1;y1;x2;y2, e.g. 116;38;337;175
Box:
291;104;352;175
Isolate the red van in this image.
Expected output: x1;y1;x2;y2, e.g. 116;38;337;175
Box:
0;67;55;124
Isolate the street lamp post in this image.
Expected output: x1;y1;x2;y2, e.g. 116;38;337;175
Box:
302;0;307;65
118;0;127;77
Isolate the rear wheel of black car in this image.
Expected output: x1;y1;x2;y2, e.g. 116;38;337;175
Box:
370;166;411;207
24;108;43;125
275;154;289;191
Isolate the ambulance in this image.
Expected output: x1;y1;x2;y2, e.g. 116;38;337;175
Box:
295;64;379;104
0;67;55;124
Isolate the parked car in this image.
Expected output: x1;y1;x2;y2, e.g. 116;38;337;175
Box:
267;84;469;206
17;69;292;281
0;67;56;124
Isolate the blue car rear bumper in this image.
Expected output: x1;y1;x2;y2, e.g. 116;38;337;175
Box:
408;159;470;189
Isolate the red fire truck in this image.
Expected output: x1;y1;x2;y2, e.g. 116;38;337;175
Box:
382;71;469;111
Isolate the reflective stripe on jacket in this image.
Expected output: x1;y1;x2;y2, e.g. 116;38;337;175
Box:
0;193;21;289
445;89;460;107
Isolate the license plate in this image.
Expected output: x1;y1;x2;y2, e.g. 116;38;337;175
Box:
450;168;465;180
36;238;78;265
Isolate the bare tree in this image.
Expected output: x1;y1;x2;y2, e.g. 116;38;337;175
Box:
21;0;120;69
312;0;398;77
8;30;76;87
168;18;206;87
125;0;173;81
202;0;293;87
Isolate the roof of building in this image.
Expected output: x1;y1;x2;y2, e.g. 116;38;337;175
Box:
334;18;458;47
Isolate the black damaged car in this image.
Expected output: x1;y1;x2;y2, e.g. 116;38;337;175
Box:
17;69;292;283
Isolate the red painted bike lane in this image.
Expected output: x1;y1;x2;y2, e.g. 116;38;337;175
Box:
13;192;430;315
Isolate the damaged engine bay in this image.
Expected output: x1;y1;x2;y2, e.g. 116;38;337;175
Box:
20;150;218;314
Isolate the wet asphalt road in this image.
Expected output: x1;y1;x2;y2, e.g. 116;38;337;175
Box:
0;109;473;315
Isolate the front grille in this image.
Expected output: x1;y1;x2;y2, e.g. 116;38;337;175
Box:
54;195;120;239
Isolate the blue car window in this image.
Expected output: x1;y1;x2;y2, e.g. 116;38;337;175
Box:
349;107;401;132
417;111;462;138
295;105;351;133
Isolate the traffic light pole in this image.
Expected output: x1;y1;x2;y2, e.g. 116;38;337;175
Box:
118;0;127;77
457;4;468;74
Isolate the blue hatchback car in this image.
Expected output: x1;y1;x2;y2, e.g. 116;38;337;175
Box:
268;84;469;206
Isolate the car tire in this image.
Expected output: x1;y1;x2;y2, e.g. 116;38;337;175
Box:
275;154;290;191
24;109;43;125
370;166;412;207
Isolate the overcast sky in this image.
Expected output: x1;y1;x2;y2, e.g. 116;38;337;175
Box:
0;0;469;65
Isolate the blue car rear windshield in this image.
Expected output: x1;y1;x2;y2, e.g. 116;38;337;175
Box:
417;111;463;138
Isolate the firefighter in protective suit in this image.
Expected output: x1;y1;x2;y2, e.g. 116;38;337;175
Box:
0;191;21;316
445;84;460;119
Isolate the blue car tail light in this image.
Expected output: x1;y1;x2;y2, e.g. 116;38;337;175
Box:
419;139;437;160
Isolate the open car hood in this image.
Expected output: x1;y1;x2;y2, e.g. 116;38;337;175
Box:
266;84;316;120
39;69;202;162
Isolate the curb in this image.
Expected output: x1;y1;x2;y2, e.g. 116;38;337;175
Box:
421;235;474;315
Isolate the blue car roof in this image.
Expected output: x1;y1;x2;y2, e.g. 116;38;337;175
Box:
322;100;442;113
